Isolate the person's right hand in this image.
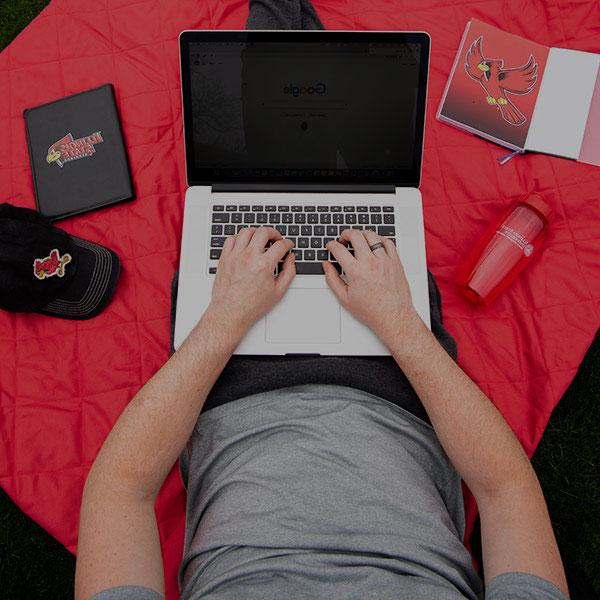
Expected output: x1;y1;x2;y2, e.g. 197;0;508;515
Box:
323;229;424;348
206;227;295;340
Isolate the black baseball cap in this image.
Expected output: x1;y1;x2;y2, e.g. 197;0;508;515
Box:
0;203;120;319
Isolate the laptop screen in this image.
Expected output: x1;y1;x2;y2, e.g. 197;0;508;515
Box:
180;31;429;187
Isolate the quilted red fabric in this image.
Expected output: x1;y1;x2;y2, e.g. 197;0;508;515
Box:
0;1;598;598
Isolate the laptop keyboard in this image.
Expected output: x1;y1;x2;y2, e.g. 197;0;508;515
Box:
209;204;396;275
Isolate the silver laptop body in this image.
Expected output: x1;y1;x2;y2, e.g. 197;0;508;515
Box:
175;30;431;355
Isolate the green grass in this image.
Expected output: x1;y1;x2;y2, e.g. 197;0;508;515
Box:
0;2;599;598
532;335;600;598
0;0;50;49
0;486;75;600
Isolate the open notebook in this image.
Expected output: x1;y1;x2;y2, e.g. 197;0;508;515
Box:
437;20;600;166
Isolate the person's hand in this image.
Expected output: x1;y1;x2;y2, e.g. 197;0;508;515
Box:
204;227;295;340
323;229;424;348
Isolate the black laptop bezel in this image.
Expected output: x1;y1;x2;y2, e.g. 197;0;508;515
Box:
180;30;430;188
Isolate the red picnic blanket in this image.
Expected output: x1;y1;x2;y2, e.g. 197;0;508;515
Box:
0;1;598;598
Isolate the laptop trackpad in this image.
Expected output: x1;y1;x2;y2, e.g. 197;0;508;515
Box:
266;289;341;344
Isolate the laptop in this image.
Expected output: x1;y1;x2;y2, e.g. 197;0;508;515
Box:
175;30;431;355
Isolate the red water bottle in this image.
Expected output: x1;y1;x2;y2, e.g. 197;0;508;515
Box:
457;192;553;305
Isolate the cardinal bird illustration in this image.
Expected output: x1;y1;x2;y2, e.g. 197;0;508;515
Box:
465;36;538;126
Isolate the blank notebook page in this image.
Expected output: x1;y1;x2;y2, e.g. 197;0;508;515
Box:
525;47;600;160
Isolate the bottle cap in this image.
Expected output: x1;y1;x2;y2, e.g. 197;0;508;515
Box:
521;192;553;223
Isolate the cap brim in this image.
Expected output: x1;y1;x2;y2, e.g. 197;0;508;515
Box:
39;236;120;320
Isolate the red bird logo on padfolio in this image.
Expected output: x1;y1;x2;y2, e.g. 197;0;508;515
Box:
46;131;104;168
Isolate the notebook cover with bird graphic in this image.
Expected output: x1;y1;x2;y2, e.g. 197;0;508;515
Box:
437;20;549;152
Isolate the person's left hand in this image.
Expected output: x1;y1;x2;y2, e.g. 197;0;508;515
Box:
323;228;421;349
205;227;296;338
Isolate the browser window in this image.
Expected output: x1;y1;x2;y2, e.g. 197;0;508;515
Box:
188;41;422;176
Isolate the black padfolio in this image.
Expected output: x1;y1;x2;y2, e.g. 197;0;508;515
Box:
24;84;134;220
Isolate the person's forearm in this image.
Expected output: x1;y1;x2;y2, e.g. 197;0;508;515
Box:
388;318;568;594
76;228;296;599
323;230;567;593
85;307;241;501
389;317;536;501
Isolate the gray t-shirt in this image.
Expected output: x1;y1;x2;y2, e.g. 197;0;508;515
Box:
92;385;567;600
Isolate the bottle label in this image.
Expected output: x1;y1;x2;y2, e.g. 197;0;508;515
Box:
496;224;534;256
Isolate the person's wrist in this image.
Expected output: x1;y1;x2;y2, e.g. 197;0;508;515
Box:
378;309;433;362
196;303;249;350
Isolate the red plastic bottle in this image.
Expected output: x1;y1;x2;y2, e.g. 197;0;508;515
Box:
457;192;553;305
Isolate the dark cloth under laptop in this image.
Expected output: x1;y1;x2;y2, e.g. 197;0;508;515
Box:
246;0;324;29
170;269;456;425
168;0;455;426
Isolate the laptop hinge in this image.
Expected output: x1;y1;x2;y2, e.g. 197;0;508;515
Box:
211;183;396;194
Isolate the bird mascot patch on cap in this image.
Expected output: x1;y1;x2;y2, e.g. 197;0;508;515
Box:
33;249;72;280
